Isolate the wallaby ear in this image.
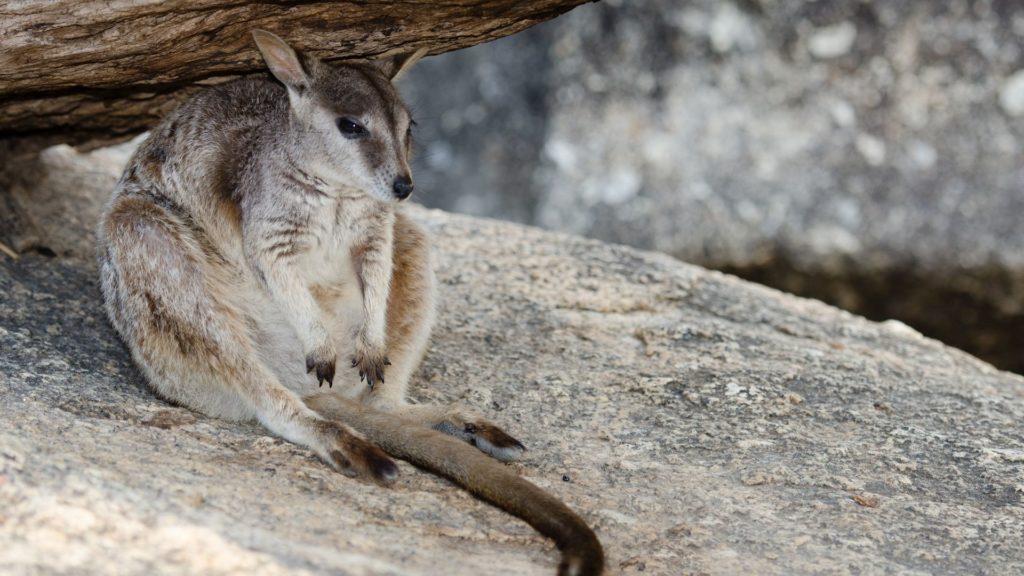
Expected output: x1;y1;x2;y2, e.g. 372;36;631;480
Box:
252;30;309;92
377;47;429;81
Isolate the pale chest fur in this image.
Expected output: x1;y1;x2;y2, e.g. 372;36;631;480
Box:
283;194;394;294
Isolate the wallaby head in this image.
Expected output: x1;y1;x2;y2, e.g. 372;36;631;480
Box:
252;30;427;202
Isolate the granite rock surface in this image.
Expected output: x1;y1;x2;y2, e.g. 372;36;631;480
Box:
401;0;1024;373
2;203;1024;574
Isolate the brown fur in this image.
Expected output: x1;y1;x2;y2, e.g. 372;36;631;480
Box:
306;394;604;576
386;213;432;356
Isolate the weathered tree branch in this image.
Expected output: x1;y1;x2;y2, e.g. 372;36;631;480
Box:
0;0;593;148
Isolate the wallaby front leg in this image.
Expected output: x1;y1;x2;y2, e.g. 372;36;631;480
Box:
352;210;395;387
250;242;337;387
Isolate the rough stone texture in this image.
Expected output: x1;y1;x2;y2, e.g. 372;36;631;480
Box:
3;194;1024;574
0;0;592;147
0;137;140;256
400;0;1024;373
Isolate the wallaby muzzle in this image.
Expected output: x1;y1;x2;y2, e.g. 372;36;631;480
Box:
393;175;413;200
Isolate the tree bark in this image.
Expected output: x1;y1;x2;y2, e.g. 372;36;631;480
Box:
0;0;593;148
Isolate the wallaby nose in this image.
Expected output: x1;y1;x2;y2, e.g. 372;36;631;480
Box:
392;175;414;200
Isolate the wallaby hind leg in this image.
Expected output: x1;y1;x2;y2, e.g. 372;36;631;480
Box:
358;212;525;461
100;195;397;482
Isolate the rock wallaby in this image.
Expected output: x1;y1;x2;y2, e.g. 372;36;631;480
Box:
96;30;604;575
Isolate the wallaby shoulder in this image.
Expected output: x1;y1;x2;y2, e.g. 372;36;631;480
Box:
116;76;290;234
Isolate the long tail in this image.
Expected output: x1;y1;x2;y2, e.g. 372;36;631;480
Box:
305;394;605;576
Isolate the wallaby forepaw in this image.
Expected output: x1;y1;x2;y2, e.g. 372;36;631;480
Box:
434;419;527;462
306;356;336;387
352;349;389;388
305;345;337;388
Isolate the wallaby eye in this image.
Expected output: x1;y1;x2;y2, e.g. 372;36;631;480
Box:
337;117;368;139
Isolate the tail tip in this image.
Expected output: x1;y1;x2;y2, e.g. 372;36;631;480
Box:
558;548;604;576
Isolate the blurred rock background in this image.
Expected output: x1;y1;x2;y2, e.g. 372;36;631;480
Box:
400;0;1024;374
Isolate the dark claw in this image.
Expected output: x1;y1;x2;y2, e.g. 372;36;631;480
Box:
307;355;335;388
362;368;381;389
317;360;335;388
353;353;388;389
